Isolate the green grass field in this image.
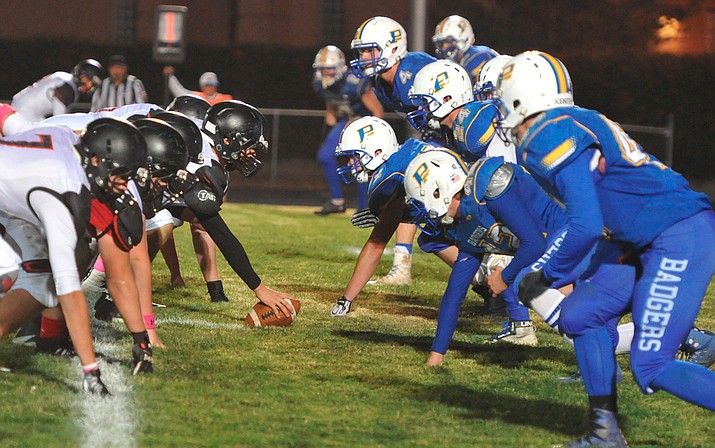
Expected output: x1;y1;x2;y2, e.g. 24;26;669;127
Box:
1;203;714;447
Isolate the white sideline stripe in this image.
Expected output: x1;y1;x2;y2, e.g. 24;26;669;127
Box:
73;324;138;448
158;316;247;331
343;246;394;256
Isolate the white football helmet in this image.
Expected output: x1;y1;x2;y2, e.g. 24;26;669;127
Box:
474;55;512;101
496;51;574;131
404;150;468;235
312;45;348;89
335;116;399;184
407;61;474;130
432;15;475;61
349;17;408;78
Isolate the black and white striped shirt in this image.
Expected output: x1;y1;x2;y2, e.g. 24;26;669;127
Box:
90;75;148;111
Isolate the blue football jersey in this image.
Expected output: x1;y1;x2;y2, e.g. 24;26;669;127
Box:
373;52;437;114
517;106;712;281
367;138;435;215
458;46;499;84
312;73;371;119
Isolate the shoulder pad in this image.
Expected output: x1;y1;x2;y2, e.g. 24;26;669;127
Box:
485;163;514;200
472;156;504;201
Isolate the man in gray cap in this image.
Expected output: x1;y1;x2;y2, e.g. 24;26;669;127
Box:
163;66;233;105
91;55;148;111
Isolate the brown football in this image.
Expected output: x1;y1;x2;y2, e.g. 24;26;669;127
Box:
244;298;301;328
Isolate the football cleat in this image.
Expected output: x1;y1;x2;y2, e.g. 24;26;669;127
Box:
483;320;538;346
36;335;76;357
82;369;111;396
330;297;352;317
207;280;230;303
367;253;412;285
131;342;154;375
94;291;121;322
557;408;629;447
678;326;715;368
12;314;41;347
314;201;346;215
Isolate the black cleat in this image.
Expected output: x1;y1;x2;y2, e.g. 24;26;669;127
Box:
314;201;346;215
36;335;76;357
94;291;120;322
558;408;629;447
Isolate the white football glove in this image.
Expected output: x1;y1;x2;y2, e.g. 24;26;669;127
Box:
474;254;513;285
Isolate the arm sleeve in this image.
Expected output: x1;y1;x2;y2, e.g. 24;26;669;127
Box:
167;74;192;97
543;151;603;287
487;187;547;285
431;251;481;354
195;212;262;290
28;190;81;295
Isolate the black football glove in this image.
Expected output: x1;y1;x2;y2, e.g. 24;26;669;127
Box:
518;269;551;309
351;208;379;228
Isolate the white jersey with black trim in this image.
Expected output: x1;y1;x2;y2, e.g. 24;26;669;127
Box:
41;103;163;132
0;125;87;225
11;72;78;122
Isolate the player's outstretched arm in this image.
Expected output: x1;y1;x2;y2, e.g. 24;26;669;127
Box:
341;197;404;301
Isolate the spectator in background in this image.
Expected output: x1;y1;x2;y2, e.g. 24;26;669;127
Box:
91;55;148;112
162;66;233;105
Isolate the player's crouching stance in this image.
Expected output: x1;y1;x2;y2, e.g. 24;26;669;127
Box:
166;100;296;317
498;51;715;447
0;124;109;395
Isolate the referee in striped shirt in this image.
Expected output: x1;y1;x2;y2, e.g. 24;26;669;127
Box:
91;55;148;112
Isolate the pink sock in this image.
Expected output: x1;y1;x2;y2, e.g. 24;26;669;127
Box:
93;256;105;272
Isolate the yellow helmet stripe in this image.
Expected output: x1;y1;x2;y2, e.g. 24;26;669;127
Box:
437;17;449;33
355;18;373;40
540;53;570;94
320;47;328;63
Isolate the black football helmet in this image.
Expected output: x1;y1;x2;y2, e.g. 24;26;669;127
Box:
150;111;203;164
166;94;211;122
77;118;148;196
72;59;104;94
133;118;195;203
202;100;268;177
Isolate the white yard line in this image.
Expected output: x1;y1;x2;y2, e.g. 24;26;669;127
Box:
158;316;246;331
73;324;138;448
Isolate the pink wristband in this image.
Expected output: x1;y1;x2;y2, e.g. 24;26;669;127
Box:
0;104;16;136
82;362;99;374
144;313;156;330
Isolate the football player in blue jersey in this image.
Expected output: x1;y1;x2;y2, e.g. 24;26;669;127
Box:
407;59;515;316
432;15;499;85
349;16;440;286
312;45;384;215
405;150;715;373
496;50;715;447
330;116;443;316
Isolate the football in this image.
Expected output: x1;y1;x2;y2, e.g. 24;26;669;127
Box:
244;298;301;328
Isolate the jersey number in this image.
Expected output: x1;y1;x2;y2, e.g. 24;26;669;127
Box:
0;134;54;150
605;118;664;168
